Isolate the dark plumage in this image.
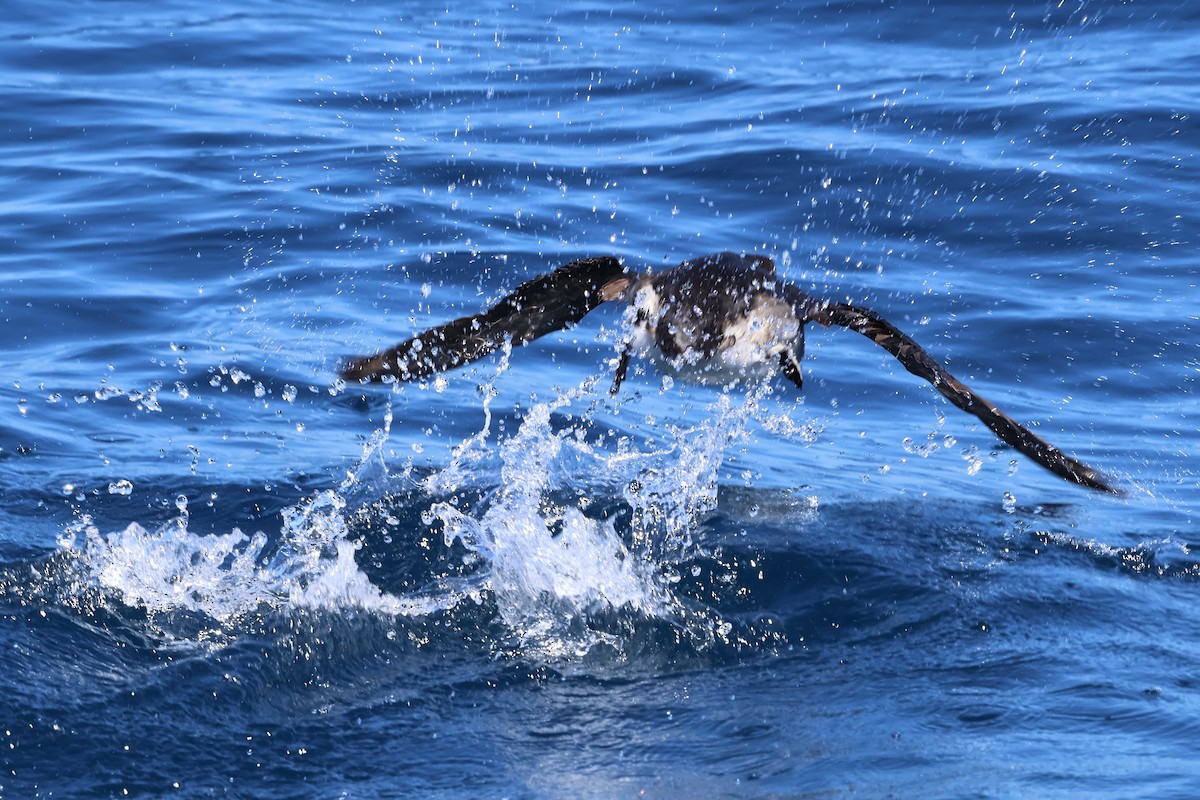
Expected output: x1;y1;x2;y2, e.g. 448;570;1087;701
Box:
340;256;624;383
342;252;1118;494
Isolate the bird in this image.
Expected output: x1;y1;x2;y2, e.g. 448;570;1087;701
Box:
341;251;1118;494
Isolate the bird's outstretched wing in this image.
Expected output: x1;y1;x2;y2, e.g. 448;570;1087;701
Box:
341;256;626;383
779;284;1119;494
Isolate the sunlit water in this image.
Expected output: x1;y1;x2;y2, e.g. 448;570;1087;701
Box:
3;1;1199;797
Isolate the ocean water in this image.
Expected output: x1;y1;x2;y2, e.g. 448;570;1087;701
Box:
2;0;1198;797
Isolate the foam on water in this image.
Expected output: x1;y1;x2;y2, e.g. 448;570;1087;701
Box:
57;499;412;627
426;386;664;658
52;375;794;658
416;376;788;657
54;418;445;635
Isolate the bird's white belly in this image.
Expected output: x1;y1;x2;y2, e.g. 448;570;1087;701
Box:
628;299;802;386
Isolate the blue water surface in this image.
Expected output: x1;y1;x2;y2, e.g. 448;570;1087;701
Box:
3;1;1199;797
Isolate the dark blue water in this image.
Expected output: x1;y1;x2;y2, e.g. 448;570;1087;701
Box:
3;1;1199;797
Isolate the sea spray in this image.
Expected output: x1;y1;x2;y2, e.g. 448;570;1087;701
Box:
67;513;273;623
427;392;662;657
55;410;432;631
623;390;758;562
54;376;797;659
419;380;788;657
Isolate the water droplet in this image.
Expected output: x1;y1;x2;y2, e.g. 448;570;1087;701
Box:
108;479;134;496
95;385;125;401
962;446;983;476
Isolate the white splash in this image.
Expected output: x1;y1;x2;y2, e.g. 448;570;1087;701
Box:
416;381;791;657
427;392;664;655
59;421;441;629
57;377;793;657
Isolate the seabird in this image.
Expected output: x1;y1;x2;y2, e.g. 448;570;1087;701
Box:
342;251;1117;494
